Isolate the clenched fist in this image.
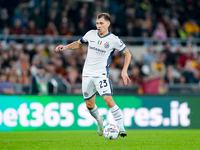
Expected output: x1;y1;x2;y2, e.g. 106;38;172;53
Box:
55;45;66;52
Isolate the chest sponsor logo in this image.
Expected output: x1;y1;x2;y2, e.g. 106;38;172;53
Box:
89;46;106;55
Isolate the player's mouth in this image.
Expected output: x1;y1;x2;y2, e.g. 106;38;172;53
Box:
98;29;101;32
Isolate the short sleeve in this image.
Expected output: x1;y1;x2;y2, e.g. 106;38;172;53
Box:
80;30;91;44
114;36;126;52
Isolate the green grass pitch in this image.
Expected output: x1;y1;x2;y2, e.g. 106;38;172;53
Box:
0;130;200;150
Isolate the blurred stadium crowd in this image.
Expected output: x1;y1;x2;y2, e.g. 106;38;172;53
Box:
0;0;200;95
1;0;200;37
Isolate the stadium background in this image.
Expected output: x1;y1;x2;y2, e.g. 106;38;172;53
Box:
0;0;200;96
0;0;200;144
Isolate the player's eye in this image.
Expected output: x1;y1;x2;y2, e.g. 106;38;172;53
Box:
96;22;103;25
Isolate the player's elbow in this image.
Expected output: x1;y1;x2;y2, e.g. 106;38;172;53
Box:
76;41;83;49
70;41;83;50
125;50;131;59
122;48;131;58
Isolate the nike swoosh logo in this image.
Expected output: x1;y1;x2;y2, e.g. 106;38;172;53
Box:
103;90;108;93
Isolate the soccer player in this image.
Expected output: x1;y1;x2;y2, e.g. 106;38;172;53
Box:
55;13;131;137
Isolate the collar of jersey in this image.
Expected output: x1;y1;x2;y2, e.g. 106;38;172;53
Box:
97;30;111;38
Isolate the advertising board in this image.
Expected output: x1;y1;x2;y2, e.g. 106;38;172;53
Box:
0;95;199;131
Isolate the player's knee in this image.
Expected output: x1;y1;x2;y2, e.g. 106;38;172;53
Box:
105;101;113;108
86;102;95;110
103;96;115;108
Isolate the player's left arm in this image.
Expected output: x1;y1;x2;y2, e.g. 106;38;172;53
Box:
121;48;132;85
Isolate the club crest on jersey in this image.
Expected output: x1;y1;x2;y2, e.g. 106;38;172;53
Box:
104;42;109;48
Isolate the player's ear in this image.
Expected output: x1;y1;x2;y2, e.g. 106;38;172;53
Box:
107;21;110;27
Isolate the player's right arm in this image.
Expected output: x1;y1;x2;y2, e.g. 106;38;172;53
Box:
55;40;83;52
55;30;92;52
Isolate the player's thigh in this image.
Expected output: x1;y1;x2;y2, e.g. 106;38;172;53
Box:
82;76;97;100
94;76;113;97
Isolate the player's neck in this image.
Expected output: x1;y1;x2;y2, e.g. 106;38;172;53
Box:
99;30;109;37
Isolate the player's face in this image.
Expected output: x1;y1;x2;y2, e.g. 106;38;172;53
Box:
96;17;110;36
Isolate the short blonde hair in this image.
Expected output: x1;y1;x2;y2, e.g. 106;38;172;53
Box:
97;13;110;22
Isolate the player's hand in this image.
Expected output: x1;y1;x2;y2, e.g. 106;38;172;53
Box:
55;45;66;52
121;71;131;85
